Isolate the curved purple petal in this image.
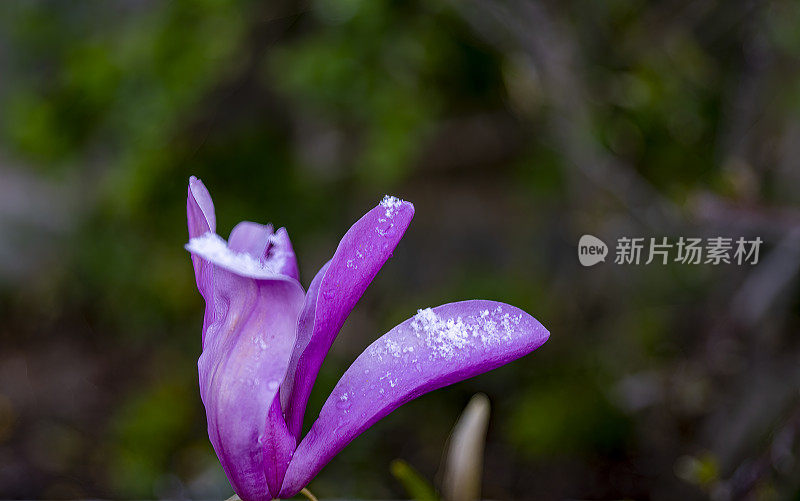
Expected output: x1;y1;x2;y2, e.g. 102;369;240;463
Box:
228;221;274;257
187;177;216;298
267;227;300;281
196;266;304;500
278;300;549;497
280;197;414;438
186;178;306;500
187;176;216;238
227;222;300;281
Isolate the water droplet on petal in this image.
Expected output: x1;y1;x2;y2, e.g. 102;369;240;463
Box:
376;219;394;237
334;414;348;433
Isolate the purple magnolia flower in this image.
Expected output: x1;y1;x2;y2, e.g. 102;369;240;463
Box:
185;176;549;500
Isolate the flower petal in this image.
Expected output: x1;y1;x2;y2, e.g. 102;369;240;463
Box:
198;267;305;500
266;227;300;281
228;221;274;257
228;223;300;281
280;196;414;438
187;176;216;236
187;176;216;297
278;300;548;497
186;178;306;499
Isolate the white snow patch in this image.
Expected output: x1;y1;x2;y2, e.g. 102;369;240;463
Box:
384;338;402;357
380;195;404;218
411;306;524;359
186;232;280;278
369;336;415;361
411;308;471;359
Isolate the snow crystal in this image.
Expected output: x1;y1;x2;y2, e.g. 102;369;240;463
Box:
411;306;524;359
380;195;404;218
368;336;412;361
500;313;521;336
186;232;278;278
411;308;471;359
384;338;402;357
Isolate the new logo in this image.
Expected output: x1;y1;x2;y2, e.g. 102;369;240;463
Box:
578;234;608;267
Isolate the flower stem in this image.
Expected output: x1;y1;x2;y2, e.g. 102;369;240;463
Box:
300;487;319;501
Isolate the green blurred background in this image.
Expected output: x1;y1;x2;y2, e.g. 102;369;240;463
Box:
1;0;800;499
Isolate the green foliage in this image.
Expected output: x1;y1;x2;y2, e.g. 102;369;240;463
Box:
390;459;440;501
107;381;195;497
269;0;503;184
507;379;631;458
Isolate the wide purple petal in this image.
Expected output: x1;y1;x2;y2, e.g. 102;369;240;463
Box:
196;267;304;500
186;178;306;500
278;300;549;497
280;197;414;438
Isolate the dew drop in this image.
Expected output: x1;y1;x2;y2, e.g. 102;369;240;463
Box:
376;219;395;237
334;415;347;433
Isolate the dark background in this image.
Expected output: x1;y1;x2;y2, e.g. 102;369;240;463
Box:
1;0;799;499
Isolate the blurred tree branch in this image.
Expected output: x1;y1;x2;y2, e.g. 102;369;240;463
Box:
451;0;682;229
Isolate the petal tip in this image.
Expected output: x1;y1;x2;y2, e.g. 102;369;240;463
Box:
380;195;414;219
375;196;415;236
187;176;216;236
403;200;415;217
189;176;207;197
